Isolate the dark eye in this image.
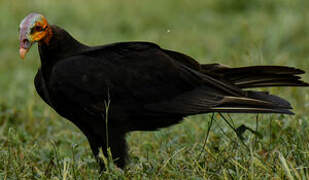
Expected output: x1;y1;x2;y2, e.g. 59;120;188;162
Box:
35;26;43;32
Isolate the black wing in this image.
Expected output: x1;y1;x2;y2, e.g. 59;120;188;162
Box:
48;42;293;116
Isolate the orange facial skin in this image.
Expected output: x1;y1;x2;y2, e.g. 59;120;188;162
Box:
19;13;53;59
31;18;53;45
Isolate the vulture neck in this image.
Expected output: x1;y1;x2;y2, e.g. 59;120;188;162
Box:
38;25;87;79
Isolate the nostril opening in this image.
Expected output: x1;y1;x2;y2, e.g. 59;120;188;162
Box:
23;39;29;44
21;39;31;48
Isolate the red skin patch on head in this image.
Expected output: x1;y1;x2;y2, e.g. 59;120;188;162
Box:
42;27;53;45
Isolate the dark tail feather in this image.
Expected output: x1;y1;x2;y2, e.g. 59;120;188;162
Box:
201;64;309;88
145;87;295;115
208;90;294;115
208;107;293;114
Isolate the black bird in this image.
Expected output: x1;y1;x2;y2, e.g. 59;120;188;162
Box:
19;13;308;169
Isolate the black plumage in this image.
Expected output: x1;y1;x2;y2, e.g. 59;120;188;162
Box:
19;13;308;169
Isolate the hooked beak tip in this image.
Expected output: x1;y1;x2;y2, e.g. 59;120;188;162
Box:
19;48;28;59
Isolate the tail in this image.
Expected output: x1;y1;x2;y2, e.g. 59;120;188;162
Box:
145;63;308;116
207;90;294;115
145;87;295;115
201;64;309;88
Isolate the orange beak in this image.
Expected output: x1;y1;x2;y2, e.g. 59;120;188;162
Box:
19;48;28;59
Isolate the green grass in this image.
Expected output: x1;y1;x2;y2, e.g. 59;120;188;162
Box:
1;0;309;179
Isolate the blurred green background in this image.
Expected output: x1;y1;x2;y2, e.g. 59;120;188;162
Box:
0;0;309;179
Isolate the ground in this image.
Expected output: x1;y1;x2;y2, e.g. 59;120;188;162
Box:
0;0;309;179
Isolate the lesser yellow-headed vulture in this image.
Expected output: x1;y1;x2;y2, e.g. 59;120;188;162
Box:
19;13;308;169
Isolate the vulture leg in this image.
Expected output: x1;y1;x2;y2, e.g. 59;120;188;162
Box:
86;134;104;170
86;131;128;170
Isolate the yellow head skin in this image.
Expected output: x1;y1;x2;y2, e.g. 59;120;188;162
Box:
19;13;52;59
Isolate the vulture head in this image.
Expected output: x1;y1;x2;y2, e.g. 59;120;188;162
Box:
19;13;52;59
